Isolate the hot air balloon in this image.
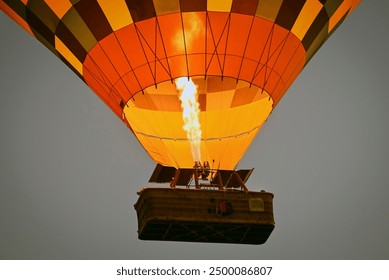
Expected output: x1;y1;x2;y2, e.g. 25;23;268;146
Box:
1;0;361;244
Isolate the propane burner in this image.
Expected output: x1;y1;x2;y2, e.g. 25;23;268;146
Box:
194;161;211;180
149;163;252;192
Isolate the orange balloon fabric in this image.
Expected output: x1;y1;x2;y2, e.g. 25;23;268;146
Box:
0;0;362;169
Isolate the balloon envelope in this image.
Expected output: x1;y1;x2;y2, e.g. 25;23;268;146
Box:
0;0;361;169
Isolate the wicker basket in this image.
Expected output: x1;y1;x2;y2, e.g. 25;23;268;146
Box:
134;188;275;244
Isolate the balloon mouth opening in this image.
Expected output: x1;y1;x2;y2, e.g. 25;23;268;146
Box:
121;75;273;169
127;76;271;112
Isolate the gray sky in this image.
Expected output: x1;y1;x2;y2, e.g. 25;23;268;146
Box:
1;1;388;259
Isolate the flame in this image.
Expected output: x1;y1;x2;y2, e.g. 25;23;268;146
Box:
175;77;202;163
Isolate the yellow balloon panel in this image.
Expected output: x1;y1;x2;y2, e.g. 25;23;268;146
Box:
123;77;273;169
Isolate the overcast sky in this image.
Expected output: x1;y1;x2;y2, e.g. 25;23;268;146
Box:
1;1;388;259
